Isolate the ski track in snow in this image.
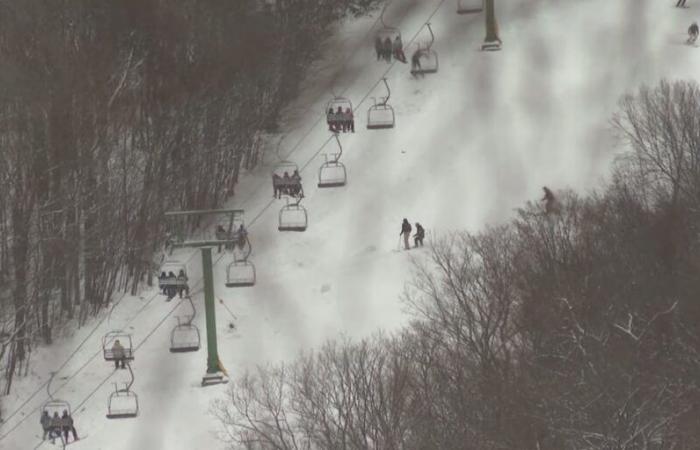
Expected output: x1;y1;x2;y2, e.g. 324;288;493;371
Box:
2;0;698;448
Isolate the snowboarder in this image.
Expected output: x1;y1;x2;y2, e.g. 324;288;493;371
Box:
111;339;127;369
393;36;407;63
542;186;557;215
411;49;423;73
400;218;412;250
677;0;688;7
61;410;78;443
414;223;425;247
688;21;699;44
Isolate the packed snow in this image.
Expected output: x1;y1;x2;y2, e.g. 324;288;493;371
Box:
1;0;697;448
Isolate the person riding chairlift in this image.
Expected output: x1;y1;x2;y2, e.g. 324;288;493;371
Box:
345;107;355;133
688;21;699;44
112;339;127;369
411;48;424;73
327;107;336;132
393;36;407;63
383;37;392;62
177;269;189;299
61;410;78;443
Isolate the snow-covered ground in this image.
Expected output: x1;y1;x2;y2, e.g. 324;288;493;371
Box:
2;0;698;448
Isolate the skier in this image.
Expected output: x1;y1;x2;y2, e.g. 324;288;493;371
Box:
272;173;283;199
112;339;126;369
677;0;687;7
159;271;168;294
414;223;425;247
375;36;383;60
50;412;61;443
336;106;345;132
291;170;302;196
40;411;53;440
411;49;423;73
166;271;177;300
327;107;336;132
215;225;227;253
383;37;393;62
282;172;292;196
177;269;189;298
345;107;355;133
61;410;78;443
688;21;699;44
542;186;557;215
400;218;412;250
236;224;247;250
393;36;407;63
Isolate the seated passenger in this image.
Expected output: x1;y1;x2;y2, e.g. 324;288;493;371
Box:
327;108;336;131
112;339;126;369
236;224;247;250
41;411;53;440
282;172;292;196
159;271;168;294
272;173;282;198
177;269;189;298
345;107;354;133
336;106;345;132
61;410;78;443
50;412;61;443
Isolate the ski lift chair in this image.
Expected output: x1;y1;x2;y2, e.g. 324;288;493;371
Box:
457;0;483;14
278;198;308;232
226;260;256;287
411;23;439;75
42;399;71;419
102;330;134;362
318;133;347;188
159;260;188;296
272;161;303;199
376;5;402;49
106;384;139;419
367;78;395;130
318;159;347;188
170;295;200;352
170;318;201;353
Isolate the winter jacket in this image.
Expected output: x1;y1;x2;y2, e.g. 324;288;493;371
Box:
41;413;51;429
401;220;412;235
415;224;425;239
112;342;125;359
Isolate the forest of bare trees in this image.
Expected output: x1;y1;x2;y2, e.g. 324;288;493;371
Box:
0;0;379;401
212;80;700;449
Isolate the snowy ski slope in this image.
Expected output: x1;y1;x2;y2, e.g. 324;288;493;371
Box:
2;0;698;448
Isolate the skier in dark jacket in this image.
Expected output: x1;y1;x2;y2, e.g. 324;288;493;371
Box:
41;411;53;440
689;21;699;44
542;186;557;215
375;36;384;60
393;36;407;63
414;223;425;247
400;219;412;250
411;49;423;73
383;37;393;62
177;269;189;298
61;410;78;442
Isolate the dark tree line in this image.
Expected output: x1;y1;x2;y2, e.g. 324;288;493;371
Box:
0;0;380;398
212;80;700;449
